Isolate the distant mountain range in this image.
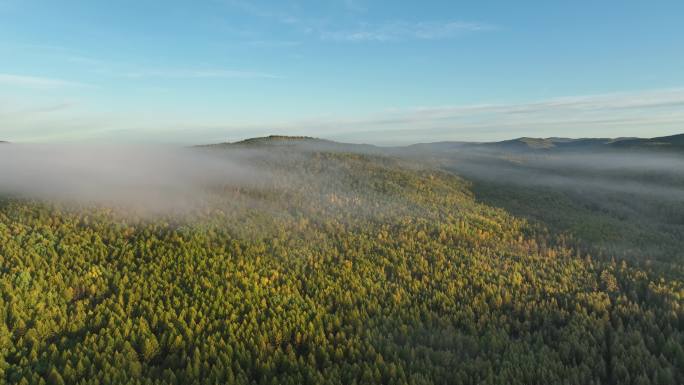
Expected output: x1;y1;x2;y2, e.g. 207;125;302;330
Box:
205;133;684;154
202;135;382;153
3;133;683;153
609;133;684;149
484;133;684;152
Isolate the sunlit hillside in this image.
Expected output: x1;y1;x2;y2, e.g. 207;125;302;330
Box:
2;142;682;385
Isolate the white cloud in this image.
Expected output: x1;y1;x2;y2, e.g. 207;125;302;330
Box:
320;88;684;144
162;88;684;144
117;88;684;145
3;88;683;145
0;73;88;88
322;21;496;42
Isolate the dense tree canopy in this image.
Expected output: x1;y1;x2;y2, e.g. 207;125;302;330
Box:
1;149;682;384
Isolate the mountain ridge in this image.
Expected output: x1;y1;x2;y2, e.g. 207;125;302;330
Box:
207;132;684;153
466;133;684;152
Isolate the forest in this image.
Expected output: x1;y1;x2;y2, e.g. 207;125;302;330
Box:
425;136;684;267
1;138;683;385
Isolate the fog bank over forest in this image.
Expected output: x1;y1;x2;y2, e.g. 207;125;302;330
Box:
0;144;269;212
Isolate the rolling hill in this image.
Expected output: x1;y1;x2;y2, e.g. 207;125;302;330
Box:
1;138;683;385
610;133;684;150
203;135;382;154
406;133;684;154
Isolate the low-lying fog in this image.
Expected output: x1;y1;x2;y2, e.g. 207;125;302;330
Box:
1;142;683;217
436;149;684;202
0;144;269;213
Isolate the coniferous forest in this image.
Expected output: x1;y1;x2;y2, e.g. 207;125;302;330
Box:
1;139;683;385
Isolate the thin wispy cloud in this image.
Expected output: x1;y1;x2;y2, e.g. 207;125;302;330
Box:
0;41;278;82
54;51;280;80
321;88;684;143
121;69;280;79
106;88;684;145
0;73;88;88
221;0;303;25
343;0;368;13
244;40;302;47
403;89;684;119
148;88;684;144
4;88;683;144
322;21;496;42
0;102;74;118
219;1;491;43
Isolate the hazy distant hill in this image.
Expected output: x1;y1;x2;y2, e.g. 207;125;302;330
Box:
200;133;684;154
489;133;684;153
231;135;329;146
468;137;622;152
609;133;684;150
408;133;683;153
204;135;381;153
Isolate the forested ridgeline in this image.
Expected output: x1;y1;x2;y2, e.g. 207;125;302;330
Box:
1;149;683;385
432;149;684;267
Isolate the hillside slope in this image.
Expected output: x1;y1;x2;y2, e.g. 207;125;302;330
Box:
1;143;683;385
203;135;382;154
610;133;684;150
421;134;684;265
412;133;684;154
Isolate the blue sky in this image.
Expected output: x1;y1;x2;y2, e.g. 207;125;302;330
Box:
0;0;683;144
